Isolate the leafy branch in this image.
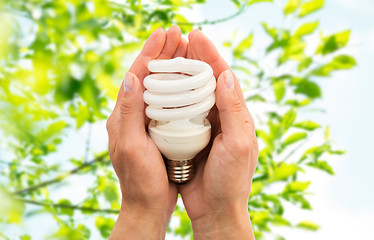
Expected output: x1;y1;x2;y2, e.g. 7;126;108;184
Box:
18;198;119;214
175;0;251;26
13;152;109;195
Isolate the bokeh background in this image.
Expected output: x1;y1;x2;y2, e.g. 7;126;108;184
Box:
1;0;373;239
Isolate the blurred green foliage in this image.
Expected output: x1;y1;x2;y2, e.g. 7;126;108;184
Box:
0;0;355;239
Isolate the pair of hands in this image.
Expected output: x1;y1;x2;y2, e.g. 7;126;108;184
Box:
106;26;258;239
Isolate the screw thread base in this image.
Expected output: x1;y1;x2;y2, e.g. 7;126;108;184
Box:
165;158;195;184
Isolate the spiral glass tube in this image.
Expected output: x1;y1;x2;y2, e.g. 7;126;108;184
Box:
144;57;216;183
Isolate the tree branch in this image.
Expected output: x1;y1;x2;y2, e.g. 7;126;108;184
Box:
84;123;92;163
280;136;311;163
175;0;250;26
13;152;109;195
18;198;119;214
0;233;11;240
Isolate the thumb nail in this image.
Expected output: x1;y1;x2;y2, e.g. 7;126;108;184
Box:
124;73;134;93
225;70;235;90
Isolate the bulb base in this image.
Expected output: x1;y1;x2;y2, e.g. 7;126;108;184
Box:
165;158;195;184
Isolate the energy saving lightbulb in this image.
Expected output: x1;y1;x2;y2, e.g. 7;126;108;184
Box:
144;57;216;183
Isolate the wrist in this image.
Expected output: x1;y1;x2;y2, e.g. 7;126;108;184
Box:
191;202;255;240
109;199;171;240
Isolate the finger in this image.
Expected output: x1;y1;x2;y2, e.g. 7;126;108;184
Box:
117;72;147;145
172;38;188;58
158;25;182;59
129;28;166;84
186;45;194;59
188;29;230;78
188;29;255;130
107;103;120;156
189;46;199;60
187;33;201;60
215;70;248;139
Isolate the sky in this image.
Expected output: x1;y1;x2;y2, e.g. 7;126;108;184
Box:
2;0;374;239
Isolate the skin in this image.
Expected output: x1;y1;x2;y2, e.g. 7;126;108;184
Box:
180;29;258;239
106;26;258;240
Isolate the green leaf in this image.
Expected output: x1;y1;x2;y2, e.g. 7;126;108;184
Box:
279;37;306;63
54;77;81;103
246;94;266;102
79;75;102;111
57;199;74;216
234;33;253;57
50;223;90;240
20;235;31;240
284;0;301;15
294;80;321;98
173;14;193;33
275;236;286;240
81;198;99;214
271;163;298;182
76;224;91;239
232;65;251;75
311;54;356;76
293;120;321;131
330;149;346;155
325;126;330;140
271;215;291;226
299;0;324;17
273;80;286;102
269;119;283;140
282;108;297;131
0;187;25;223
283;181;311;193
38;120;68;141
282;193;312;209
247;0;273;6
47;121;68;134
251;182;264;195
333;55;357;68
95;216;115;238
103;184;119;203
298;57;312;71
284;132;307;145
308;160;335;175
297;221;320;230
230;0;241;8
174;208;193;236
294;21;319;37
250;211;270;224
301;144;331;163
286;98;312;107
316;30;351;55
267;31;292;53
223;41;231;48
261;22;277;39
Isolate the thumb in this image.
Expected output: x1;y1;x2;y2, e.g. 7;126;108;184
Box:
118;72;146;143
215;70;247;139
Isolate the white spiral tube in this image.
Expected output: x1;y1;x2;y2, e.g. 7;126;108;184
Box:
143;57;216;183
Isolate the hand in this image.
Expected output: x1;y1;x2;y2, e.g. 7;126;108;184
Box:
106;26;188;240
178;30;259;239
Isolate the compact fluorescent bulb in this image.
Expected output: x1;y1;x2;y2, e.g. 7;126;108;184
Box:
143;57;216;183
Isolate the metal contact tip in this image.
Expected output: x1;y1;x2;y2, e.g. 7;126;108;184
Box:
165;158;195;184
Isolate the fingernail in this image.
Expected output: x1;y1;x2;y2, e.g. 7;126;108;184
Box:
225;70;235;90
124;73;133;93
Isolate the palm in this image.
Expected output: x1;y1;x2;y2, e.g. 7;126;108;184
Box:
138;135;178;210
